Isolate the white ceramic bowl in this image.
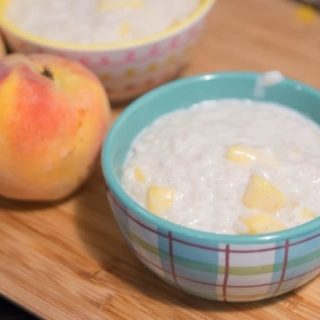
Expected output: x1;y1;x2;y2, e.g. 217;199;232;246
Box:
0;0;214;101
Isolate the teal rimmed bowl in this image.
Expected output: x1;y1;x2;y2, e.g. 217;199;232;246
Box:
102;72;320;302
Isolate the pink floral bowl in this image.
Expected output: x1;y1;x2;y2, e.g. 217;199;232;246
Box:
0;0;214;101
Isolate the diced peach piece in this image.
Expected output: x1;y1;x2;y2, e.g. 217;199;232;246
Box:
226;144;258;165
147;186;175;215
97;0;144;11
226;144;275;166
242;175;285;213
240;213;285;234
300;208;316;221
134;167;146;183
118;21;132;37
128;0;144;8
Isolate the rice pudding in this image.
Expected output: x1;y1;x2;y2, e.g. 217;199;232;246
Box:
122;99;320;235
6;0;199;45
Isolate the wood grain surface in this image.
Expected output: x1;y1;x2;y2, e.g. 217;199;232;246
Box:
1;0;320;319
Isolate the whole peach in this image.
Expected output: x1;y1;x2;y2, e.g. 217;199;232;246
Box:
0;53;111;201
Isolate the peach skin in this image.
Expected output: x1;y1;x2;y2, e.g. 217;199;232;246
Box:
0;53;111;201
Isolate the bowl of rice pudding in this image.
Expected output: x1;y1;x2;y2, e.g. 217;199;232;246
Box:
102;72;320;302
0;0;214;101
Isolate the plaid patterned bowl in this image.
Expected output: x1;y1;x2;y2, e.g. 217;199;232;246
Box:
102;72;320;302
0;0;214;102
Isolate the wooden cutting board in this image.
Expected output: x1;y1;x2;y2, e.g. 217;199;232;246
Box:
0;1;320;319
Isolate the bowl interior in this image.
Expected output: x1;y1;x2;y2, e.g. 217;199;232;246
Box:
0;0;214;51
102;72;320;243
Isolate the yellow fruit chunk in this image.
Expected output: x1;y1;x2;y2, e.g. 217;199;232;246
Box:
240;213;285;234
147;186;175;215
300;208;316;221
118;22;132;38
96;0;109;11
242;175;285;213
226;144;258;165
97;0;144;11
134;167;146;183
226;144;275;166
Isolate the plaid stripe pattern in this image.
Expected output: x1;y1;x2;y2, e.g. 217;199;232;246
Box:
108;191;320;302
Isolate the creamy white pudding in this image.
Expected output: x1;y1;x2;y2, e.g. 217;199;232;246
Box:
122;99;320;234
6;0;199;45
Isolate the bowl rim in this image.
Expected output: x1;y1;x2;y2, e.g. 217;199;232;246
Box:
0;0;214;52
102;71;320;244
